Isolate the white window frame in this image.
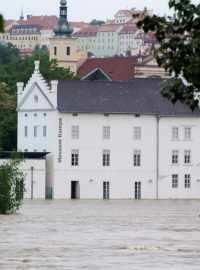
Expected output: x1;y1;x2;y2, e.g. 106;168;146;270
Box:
43;126;47;137
103;150;110;166
172;127;179;140
71;149;79;166
172;174;178;188
24;126;28;137
71;126;79;139
172;150;179;164
103;126;110;140
34;126;37;137
184;150;191;164
133;127;141;140
184;174;191;188
133;150;141;166
184;127;191;140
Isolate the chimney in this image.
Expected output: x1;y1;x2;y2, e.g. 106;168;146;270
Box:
50;80;58;108
17;82;24;104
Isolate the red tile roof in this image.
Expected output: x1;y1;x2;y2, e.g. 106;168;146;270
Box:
73;26;99;37
119;25;138;34
77;56;138;81
18;15;59;29
98;24;122;32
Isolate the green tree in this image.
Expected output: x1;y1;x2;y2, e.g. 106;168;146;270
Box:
137;0;200;110
0;43;20;65
0;14;3;32
89;19;105;25
0;154;25;214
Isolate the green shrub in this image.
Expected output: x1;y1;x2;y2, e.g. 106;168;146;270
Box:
0;154;26;214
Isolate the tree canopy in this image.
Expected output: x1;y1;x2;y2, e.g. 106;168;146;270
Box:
89;19;105;25
0;14;3;32
0;154;25;214
137;0;200;110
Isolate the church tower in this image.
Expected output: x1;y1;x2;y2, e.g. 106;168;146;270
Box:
49;0;77;73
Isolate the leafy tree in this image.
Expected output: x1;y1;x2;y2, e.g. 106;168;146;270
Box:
137;0;200;110
0;43;20;65
0;154;25;214
0;14;3;32
89;19;105;25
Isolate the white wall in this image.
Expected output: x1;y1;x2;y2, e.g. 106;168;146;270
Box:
52;113;158;199
158;117;200;199
0;159;46;199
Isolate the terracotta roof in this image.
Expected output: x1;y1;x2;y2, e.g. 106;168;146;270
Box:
18;16;59;29
73;26;99;37
119;25;138;34
77;56;138;81
69;22;88;28
98;24;122;32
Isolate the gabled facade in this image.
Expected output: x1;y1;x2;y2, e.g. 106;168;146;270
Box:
77;56;137;81
17;61;200;200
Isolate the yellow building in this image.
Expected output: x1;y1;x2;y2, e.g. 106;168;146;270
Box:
49;0;77;74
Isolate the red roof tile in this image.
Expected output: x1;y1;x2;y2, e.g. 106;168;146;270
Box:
77;56;138;81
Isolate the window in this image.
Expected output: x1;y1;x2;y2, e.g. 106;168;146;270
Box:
103;181;110;199
172;127;179;140
133;150;141;166
103;150;110;166
34;149;37;152
71;149;79;166
43;126;47;137
24;149;28;152
24;126;28;137
34;113;37;117
172;150;179;164
54;46;57;56
71;126;79;139
184;150;191;164
66;46;70;55
184;127;191;140
185;174;191;188
172;174;178;188
133;127;141;140
34;126;37;137
103;126;110;139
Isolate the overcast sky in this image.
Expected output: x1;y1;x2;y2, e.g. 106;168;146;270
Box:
1;0;199;22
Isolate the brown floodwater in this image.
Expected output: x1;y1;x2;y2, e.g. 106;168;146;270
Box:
0;200;200;269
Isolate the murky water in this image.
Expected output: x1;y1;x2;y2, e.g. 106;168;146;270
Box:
0;200;200;270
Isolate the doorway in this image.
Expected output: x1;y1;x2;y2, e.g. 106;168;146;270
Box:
71;181;80;199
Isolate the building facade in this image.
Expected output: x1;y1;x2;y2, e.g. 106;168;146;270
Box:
17;61;200;200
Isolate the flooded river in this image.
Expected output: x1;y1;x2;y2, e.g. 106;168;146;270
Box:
0;200;200;269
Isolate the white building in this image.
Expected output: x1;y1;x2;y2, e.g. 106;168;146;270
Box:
0;152;47;199
17;61;200;199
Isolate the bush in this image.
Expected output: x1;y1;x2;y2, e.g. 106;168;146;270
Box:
0;154;26;214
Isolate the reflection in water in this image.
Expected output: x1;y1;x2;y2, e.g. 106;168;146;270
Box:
0;200;200;269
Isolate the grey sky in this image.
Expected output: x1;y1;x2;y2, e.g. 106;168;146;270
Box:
1;0;199;22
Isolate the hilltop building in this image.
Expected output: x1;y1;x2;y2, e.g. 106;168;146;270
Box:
49;0;77;73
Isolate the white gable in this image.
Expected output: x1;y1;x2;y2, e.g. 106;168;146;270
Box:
17;82;54;111
17;61;58;111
